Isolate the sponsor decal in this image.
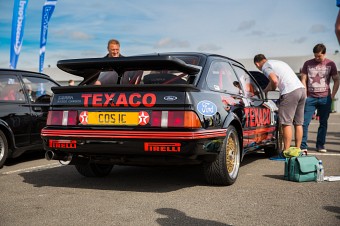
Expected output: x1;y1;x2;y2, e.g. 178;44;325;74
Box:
81;93;156;108
263;101;278;125
49;139;76;149
138;111;150;125
57;95;81;104
244;107;271;127
79;111;88;125
144;142;181;152
164;96;177;101
197;100;217;116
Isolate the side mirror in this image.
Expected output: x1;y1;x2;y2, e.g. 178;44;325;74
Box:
267;90;280;100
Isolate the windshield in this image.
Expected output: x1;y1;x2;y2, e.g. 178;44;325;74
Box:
90;55;202;86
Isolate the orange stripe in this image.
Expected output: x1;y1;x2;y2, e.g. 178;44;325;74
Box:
243;127;276;136
248;134;274;143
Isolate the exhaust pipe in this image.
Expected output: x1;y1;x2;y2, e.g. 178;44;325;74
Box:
45;151;89;165
45;150;55;161
45;150;71;161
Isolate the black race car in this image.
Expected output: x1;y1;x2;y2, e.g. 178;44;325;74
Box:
0;69;60;168
41;53;281;185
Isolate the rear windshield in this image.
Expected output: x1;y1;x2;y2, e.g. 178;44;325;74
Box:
121;70;189;85
92;55;201;86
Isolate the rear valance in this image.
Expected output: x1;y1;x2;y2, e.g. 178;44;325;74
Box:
57;55;201;78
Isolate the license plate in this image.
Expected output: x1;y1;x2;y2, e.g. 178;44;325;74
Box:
87;112;140;125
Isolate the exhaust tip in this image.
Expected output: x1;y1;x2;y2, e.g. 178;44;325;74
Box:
45;151;54;161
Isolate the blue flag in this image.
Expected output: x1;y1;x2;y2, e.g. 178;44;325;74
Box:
10;0;29;69
39;0;57;73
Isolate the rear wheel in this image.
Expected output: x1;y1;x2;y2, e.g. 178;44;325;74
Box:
0;130;9;169
75;163;114;177
203;125;240;186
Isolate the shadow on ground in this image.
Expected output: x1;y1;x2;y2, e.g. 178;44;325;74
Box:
5;150;45;167
19;151;269;192
155;208;231;226
20;164;208;193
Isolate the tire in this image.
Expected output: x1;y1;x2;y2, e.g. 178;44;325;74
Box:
0;130;9;169
264;123;283;157
75;163;114;177
203;125;241;186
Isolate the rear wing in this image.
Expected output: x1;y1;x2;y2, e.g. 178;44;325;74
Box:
57;55;201;79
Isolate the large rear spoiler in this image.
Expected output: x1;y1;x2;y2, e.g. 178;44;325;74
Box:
57;55;201;78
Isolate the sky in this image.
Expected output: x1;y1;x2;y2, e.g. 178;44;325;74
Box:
0;0;339;71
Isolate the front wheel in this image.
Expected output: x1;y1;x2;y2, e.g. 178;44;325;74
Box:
75;163;114;177
0;130;9;169
203;125;241;186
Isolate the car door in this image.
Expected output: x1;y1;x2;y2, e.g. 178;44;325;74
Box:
0;73;31;147
232;65;276;151
21;74;60;144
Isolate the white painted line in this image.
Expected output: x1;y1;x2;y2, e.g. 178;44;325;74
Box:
2;163;63;175
312;153;340;156
310;122;340;125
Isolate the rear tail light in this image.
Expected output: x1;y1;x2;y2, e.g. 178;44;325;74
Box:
151;111;201;128
46;110;201;128
47;110;78;126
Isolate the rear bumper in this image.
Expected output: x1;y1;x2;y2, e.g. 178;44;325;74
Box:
41;128;226;162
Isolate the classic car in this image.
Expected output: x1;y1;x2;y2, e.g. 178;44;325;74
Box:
41;52;281;185
0;69;60;168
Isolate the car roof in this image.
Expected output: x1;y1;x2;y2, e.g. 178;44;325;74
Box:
134;52;245;67
0;68;51;78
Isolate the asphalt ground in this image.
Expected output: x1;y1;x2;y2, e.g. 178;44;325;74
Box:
0;113;339;226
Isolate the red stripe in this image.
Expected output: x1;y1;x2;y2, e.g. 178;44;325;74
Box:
41;128;227;140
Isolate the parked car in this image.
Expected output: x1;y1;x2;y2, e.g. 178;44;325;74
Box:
41;53;281;185
0;69;60;168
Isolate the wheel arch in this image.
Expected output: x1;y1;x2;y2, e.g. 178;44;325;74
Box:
222;112;244;160
0;120;15;156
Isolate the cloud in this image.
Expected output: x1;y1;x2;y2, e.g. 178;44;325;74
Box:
197;44;222;51
237;20;256;31
153;38;189;49
52;29;92;40
248;30;265;36
293;37;307;44
309;24;327;33
70;31;92;40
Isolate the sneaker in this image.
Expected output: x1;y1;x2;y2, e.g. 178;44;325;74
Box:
283;147;301;157
317;148;327;153
301;149;308;155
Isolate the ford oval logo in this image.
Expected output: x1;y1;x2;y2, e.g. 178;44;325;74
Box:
164;96;178;101
197;100;217;116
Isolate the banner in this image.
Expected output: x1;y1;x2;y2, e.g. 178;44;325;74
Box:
10;0;29;69
39;0;57;73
